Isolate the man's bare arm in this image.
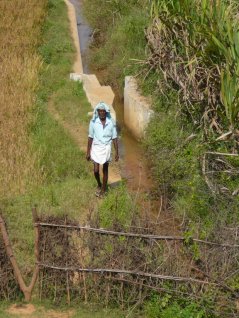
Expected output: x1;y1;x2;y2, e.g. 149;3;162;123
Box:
86;137;93;161
113;138;119;162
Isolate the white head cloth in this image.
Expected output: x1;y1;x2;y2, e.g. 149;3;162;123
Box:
92;102;111;121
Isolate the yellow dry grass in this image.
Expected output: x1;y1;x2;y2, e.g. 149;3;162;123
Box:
0;0;47;199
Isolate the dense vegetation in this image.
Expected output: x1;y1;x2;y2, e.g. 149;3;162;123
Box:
83;0;239;233
145;0;239;227
82;0;239;316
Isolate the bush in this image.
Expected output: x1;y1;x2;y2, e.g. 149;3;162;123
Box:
98;184;136;228
144;294;209;318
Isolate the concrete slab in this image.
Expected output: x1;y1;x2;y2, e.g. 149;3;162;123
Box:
64;0;83;73
124;76;153;139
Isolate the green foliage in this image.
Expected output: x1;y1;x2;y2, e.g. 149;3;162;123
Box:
144;294;209;318
144;83;239;227
221;68;239;128
149;0;239;130
227;274;239;290
98;184;136;228
82;0;146;34
141;0;239;230
83;0;149;92
144;88;214;220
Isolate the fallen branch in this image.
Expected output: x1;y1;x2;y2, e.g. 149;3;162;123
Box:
206;151;239;157
37;262;213;285
35;222;239;248
215;131;233;141
38;262;237;295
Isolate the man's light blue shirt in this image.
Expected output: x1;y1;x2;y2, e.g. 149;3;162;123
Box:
88;117;117;145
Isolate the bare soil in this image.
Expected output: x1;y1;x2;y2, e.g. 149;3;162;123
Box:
7;304;74;318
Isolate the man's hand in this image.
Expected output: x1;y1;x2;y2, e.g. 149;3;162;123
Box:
86;137;93;161
113;138;119;162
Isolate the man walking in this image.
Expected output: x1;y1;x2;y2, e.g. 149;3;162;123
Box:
86;102;119;197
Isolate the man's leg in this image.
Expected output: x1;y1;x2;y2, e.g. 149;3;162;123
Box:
94;163;101;188
102;162;109;193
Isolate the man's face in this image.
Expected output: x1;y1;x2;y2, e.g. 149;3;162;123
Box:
98;109;106;120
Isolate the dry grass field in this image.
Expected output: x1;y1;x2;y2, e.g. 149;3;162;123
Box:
0;0;47;200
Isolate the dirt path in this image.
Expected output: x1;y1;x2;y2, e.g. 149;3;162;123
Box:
65;1;181;234
48;98;121;185
49;0;121;186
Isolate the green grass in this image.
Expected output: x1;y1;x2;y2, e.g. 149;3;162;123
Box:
2;177;95;271
98;184;137;228
54;80;91;125
0;301;126;318
143;76;239;235
145;301;208;318
32;111;89;182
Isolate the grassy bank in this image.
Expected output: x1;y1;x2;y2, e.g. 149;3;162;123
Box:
0;0;95;273
82;0;149;93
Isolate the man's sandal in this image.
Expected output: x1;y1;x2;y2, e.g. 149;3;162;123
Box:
95;186;102;196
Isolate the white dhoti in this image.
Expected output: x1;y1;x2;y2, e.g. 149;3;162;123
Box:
91;143;111;164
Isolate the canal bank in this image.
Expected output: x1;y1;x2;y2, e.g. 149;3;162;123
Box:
70;0;154;193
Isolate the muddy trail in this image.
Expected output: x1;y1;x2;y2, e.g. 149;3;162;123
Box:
70;0;153;193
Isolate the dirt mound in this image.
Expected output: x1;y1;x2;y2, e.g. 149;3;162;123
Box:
7;304;36;316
